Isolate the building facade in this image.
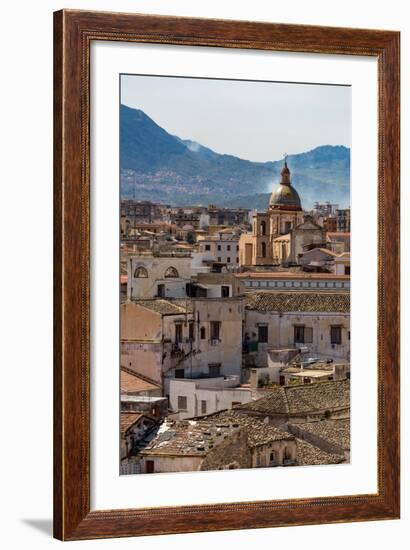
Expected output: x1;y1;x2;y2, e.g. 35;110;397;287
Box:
244;291;350;365
239;160;328;266
239;159;304;266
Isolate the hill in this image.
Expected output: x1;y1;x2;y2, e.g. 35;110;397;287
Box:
120;104;350;209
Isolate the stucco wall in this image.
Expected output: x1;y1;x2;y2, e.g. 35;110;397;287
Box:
169;378;252;419
140;454;203;474
251;439;297;467
245;309;350;363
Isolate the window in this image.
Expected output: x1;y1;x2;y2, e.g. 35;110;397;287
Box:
236;245;239;251
177;395;188;410
258;325;268;343
134;266;148;278
294;325;313;344
217;244;221;251
227;257;231;263
175;369;185;379
200;326;206;340
205;244;211;251
210;321;221;340
157;284;165;298
260;220;266;236
227;245;231;251
283;447;292;461
201;400;207;414
331;326;342;345
345;265;351;275
175;323;183;343
217;257;221;262
221;285;230;298
164;266;179;278
208;363;221;377
189;321;195;341
261;242;266;258
236;257;239;263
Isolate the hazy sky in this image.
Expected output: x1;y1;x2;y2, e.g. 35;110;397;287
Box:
121;74;351;162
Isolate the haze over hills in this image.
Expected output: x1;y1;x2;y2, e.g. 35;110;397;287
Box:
120;104;350;209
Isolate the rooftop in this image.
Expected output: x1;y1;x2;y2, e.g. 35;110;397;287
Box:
327;232;350;238
141;409;295;457
290;418;350;451
197;410;294;447
300;248;339;257
130;298;194;315
235;272;349;280
121;395;167;403
235;380;350;416
245;291;350;313
120;367;161;394
120;412;144;438
140;419;241;457
295;438;344;466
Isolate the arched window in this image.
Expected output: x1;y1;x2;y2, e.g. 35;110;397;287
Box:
260;220;266;236
134;266;148;278
261;242;266;258
164;266;179;278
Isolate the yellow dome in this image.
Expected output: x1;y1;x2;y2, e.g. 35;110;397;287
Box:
269;160;302;211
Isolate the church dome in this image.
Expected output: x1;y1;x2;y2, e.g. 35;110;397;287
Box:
269;159;302;211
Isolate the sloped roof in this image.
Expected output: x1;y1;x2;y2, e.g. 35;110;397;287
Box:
245;291;350;313
197;410;294;447
235;380;350;416
141;420;240;457
295;438;344;466
120;367;161;394
290;418;350;450
131;298;193;315
300;248;339;258
120;412;144;438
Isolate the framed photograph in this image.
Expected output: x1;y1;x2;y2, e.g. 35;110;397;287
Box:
54;9;400;540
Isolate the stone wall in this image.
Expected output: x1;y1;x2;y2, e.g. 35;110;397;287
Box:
200;428;251;470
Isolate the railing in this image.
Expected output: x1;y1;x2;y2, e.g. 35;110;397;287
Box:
209;339;221;346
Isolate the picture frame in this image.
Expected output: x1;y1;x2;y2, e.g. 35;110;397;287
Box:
53;9;400;540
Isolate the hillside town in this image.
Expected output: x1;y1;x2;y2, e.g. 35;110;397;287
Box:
120;159;351;475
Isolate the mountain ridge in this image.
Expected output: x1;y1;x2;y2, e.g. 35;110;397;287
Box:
120;104;350;209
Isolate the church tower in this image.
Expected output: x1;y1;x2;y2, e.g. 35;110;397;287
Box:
268;157;304;238
239;157;304;266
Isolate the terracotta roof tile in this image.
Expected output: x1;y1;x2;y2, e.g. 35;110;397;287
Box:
290;418;350;450
245;291;350;313
236;380;350;416
120;368;160;394
131;299;193;315
296;439;344;466
120;412;144;438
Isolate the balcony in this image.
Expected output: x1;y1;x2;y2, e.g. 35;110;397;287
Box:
209;339;221;346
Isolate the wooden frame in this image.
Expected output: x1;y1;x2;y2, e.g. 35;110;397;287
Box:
54;9;400;541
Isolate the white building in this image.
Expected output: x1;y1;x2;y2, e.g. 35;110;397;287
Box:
244;291;350;364
121;295;244;395
197;230;240;268
127;252;212;299
334;252;351;275
235;272;350;292
169;376;252;419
